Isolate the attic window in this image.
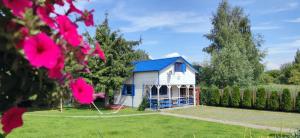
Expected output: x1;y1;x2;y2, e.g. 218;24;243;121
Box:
174;62;186;72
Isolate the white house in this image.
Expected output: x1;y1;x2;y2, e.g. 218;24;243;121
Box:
114;56;197;109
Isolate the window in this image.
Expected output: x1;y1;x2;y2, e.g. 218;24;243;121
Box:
159;86;168;95
151;86;158;95
122;84;135;96
174;62;186;72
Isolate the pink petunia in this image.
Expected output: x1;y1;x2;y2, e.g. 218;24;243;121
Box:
94;42;106;62
2;0;32;18
70;77;94;104
23;32;61;69
68;1;83;14
37;5;56;28
48;55;65;79
1;107;26;134
81;42;91;54
56;15;82;47
82;10;94;26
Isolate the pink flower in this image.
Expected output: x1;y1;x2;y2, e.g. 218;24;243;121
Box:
48;55;65;79
3;0;32;18
24;32;61;69
82;10;94;26
81;42;91;54
56;15;82;47
70;78;94;104
1;107;26;134
20;27;29;36
68;1;83;14
37;5;56;28
94;42;106;62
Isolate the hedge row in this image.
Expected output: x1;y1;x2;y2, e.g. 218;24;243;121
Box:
200;86;300;113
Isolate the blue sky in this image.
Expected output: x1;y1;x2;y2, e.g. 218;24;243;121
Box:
75;0;300;70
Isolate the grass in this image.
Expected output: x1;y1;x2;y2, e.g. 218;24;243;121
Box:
166;105;300;129
0;108;283;138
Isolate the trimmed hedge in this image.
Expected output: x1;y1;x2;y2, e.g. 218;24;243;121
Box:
221;86;230;107
268;91;280;111
200;87;209;105
231;86;241;107
255;88;266;110
296;92;300;112
242;88;252;108
209;86;220;106
280;89;292;111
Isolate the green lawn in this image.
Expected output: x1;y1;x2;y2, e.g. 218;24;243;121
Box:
166;105;300;129
0;108;283;138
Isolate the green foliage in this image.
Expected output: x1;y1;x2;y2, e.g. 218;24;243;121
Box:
209;85;220;106
83;17;140;105
204;1;264;88
133;49;150;61
255;88;266;109
288;64;300;85
296;92;300;112
221;86;230;107
280;89;292;111
137;96;149;111
242;88;252;108
279;63;294;84
231;86;241;107
267;91;280;111
294;49;300;64
200;87;209;105
194;62;213;86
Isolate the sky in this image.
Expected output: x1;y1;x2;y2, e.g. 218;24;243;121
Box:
75;0;300;70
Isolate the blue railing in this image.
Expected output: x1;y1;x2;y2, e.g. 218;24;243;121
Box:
149;97;194;109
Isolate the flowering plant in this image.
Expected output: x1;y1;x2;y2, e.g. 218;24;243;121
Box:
0;0;104;135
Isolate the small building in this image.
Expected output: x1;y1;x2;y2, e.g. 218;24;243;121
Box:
114;56;197;109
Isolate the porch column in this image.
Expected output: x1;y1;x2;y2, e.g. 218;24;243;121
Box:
193;85;196;106
177;85;181;106
156;85;161;109
149;85;153;109
186;85;190;105
167;85;172;108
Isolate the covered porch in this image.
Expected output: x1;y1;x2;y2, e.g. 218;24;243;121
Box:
144;84;196;110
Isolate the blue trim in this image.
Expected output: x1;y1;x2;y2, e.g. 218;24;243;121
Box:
132;73;134;108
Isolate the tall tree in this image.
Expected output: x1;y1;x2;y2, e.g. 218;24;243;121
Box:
133;49;150;61
294;49;300;64
204;0;265;88
83;17;140;106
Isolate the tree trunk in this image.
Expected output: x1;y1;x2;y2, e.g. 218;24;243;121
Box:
104;87;110;107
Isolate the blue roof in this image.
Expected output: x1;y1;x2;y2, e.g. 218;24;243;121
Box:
133;56;197;73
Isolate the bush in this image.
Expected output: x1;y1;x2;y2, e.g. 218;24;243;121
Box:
231;86;241;107
296;92;300;112
280;88;292;111
242;88;252;108
209;86;220;106
255;88;266;109
268;91;280;111
200;87;209;105
137;96;149;111
221;86;230;107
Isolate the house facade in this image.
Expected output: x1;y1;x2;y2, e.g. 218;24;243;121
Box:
114;56;197;109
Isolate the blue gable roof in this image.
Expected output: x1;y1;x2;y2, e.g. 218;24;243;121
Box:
133;56;197;73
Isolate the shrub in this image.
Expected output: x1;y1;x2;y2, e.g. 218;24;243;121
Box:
231;86;241;107
137;96;149;111
200;87;209;105
268;91;280;111
242;88;252;108
280;88;292;112
296;92;300;112
209;85;220;106
221;86;230;107
255;88;266;109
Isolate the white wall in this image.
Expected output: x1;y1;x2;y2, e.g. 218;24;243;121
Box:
159;59;196;85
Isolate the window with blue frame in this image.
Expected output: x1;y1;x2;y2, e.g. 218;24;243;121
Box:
159;86;168;95
174;62;186;72
122;84;135;96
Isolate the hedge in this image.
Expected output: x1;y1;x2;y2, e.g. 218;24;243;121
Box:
209;85;220;106
200;87;209;105
242;88;252;108
296;92;300;112
231;86;241;107
268;91;280;111
221;86;230;107
281;89;292;111
255;88;266;110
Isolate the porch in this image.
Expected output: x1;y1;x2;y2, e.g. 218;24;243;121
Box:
144;84;196;110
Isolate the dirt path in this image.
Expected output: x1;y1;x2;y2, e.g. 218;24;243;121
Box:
159;112;296;133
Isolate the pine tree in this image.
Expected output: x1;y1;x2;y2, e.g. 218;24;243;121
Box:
294;49;300;64
242;88;252;108
221;86;230;106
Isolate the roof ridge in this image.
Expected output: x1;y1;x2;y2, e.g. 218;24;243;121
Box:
134;56;181;63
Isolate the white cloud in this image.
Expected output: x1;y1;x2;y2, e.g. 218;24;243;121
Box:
164;52;189;60
111;3;211;33
285;17;300;23
261;2;298;14
267;39;300;55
